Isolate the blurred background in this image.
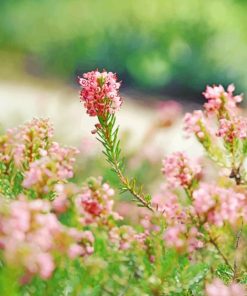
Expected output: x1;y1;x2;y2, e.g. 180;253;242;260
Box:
1;0;247;150
1;0;247;94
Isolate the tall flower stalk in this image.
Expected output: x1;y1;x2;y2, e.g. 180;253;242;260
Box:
78;70;154;211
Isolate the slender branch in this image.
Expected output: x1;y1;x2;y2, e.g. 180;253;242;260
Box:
233;219;243;280
96;114;154;212
208;233;234;272
115;167;154;212
184;187;193;201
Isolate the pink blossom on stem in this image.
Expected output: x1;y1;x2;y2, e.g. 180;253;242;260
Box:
0;196;93;280
156;100;182;127
109;225;148;251
152;186;187;224
162;152;201;188
203;84;242;115
78;70;122;117
216;116;247;142
0;118;53;168
193;184;246;226
154;185;204;253
75;177;122;225
52;183;79;214
183;110;205;139
164;224;203;253
23;142;79;194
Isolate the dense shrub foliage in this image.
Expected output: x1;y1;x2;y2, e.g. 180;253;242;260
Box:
0;70;247;295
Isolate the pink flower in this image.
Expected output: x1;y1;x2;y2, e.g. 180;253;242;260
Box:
109;225;148;251
216;116;247;142
78;70;122;117
183;110;205;139
36;253;55;279
162;152;201;188
203;84;242;115
68;244;84;259
156;100;182;127
76;177;122;225
193;184;246;226
206;279;246;296
23;142;79;194
152;186;187;224
2;118;54;168
164;224;203;253
0;196;93;280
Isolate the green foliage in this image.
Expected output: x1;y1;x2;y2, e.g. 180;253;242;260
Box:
96;113;154;211
216;264;234;284
0;161;24;198
2;0;247;93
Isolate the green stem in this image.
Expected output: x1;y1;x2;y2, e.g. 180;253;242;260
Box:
208;233;234;272
233;219;243;280
96;114;154;212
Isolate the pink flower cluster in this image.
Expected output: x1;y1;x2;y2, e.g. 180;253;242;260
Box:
164;224;203;253
156;100;182;127
162;152;201;188
206;279;246;296
0;118;53;167
183;110;206;139
193;184;247;226
0;196;94;280
109;225;148;251
203;84;242;115
78;70;122;117
23;142;79;194
216;116;247;143
153;186;203;253
75;177;122;225
152;187;186;223
184;84;244;144
52;183;79;214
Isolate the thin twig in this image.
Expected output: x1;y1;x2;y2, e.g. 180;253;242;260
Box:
233;219;243;280
98;114;155;212
209;234;234;272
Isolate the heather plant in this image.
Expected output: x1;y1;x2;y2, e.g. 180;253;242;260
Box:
78;70;247;295
0;71;247;295
0;117;164;295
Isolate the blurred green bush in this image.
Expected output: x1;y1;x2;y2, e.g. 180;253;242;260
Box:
1;0;247;95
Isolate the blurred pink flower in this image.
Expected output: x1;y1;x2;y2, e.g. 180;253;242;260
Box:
206;279;246;296
23;142;79;194
162;152;201;188
109;225;148;251
183;110;205;139
2;118;54;168
193;184;246;226
156;100;182;126
164;224;203;253
0;196;94;280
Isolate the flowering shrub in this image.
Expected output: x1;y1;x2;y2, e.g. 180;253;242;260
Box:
0;196;93;281
78;71;247;295
0;71;247;295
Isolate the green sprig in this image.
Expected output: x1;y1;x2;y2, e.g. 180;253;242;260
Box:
96;113;154;212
